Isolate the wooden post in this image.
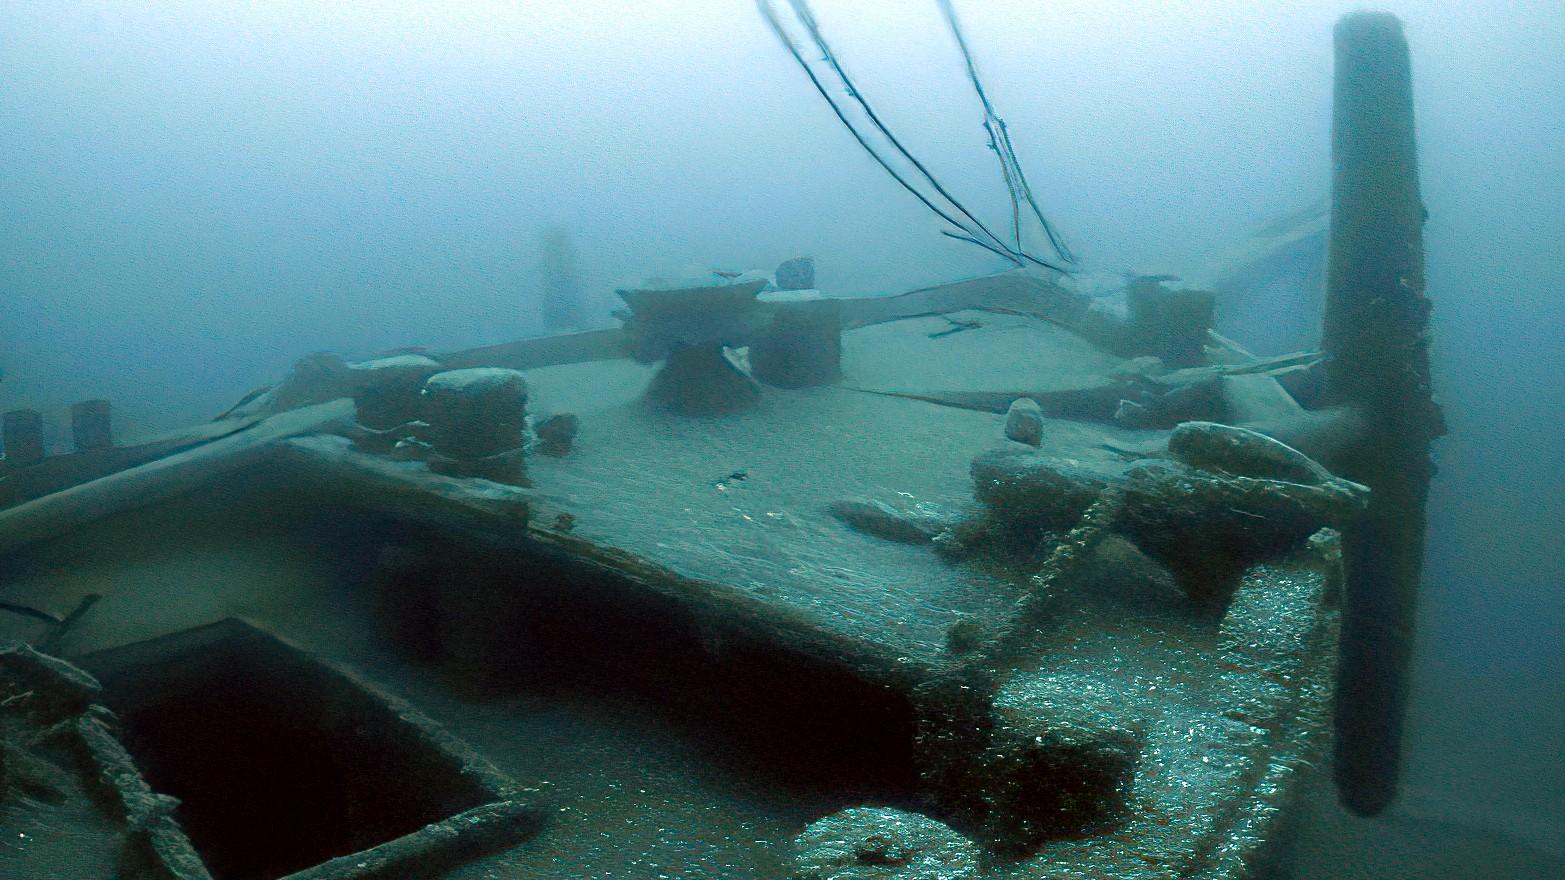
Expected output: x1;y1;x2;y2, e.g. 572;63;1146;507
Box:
1125;281;1215;368
1323;12;1444;817
2;409;45;466
750;299;843;388
70;399;114;452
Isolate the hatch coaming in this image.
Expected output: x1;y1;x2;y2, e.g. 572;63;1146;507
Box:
76;618;540;880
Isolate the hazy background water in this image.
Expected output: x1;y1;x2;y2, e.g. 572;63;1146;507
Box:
2;1;1560;872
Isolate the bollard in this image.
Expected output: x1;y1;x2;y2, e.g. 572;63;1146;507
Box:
749;299;842;389
775;256;816;290
1124;281;1215;368
1323;12;1444;817
2;409;46;466
352;355;442;430
70;399;114;452
421;368;530;485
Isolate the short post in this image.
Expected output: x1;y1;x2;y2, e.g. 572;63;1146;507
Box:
774;256;816;290
70;399;114;452
421;368;530;486
1323;12;1443;817
2;409;46;466
749;299;842;389
1124;280;1215;368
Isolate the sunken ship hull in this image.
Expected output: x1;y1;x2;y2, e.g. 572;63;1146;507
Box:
1;14;1434;880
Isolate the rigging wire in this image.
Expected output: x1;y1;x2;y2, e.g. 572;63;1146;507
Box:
936;0;1077;265
758;0;1071;273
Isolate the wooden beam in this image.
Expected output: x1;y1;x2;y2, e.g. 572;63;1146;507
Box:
0;400;354;557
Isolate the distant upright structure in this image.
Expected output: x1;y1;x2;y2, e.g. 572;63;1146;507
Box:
539;226;585;331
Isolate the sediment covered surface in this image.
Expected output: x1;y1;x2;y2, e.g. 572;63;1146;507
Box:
0;311;1340;878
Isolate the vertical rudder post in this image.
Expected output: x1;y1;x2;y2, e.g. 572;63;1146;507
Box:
1324;11;1444;817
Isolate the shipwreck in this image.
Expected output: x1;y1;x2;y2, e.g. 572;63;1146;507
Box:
1;12;1438;880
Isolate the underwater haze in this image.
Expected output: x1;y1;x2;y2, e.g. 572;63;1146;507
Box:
2;1;1562;877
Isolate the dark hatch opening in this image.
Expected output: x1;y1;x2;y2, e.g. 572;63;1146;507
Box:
80;620;502;880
